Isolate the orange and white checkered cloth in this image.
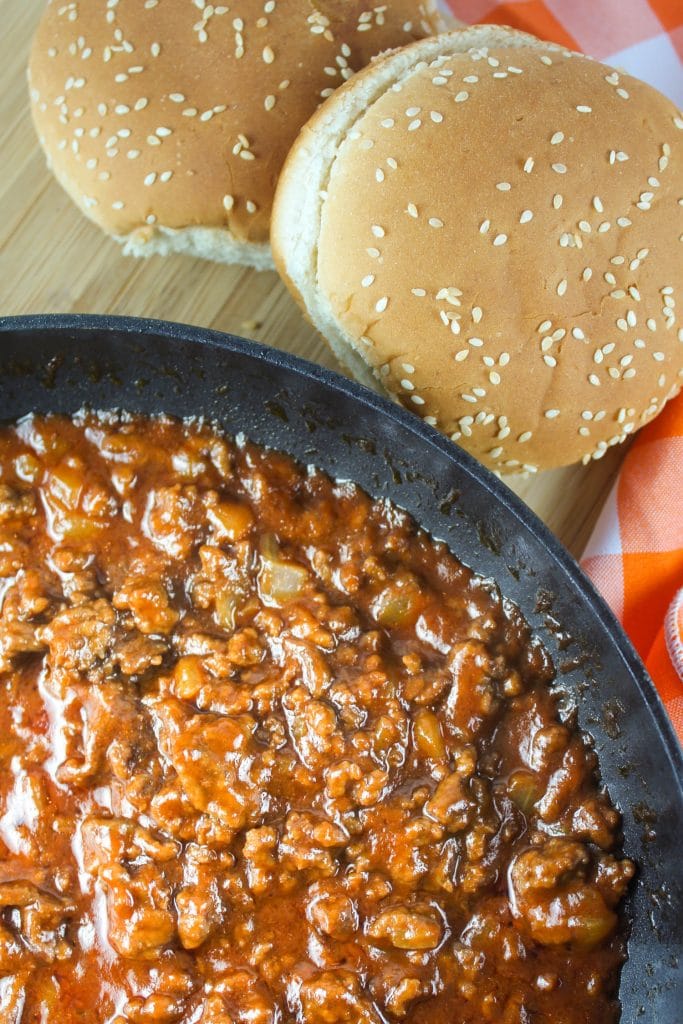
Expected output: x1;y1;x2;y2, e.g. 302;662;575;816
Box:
581;401;683;743
441;0;683;739
443;0;683;105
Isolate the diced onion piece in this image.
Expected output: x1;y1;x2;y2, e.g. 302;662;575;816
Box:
507;769;541;815
371;580;422;628
47;464;84;510
258;534;309;605
206;502;253;542
413;709;446;759
214;589;240;630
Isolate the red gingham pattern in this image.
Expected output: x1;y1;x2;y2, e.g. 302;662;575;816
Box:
443;0;683;104
440;0;683;740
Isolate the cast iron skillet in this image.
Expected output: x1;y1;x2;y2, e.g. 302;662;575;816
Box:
0;313;681;1019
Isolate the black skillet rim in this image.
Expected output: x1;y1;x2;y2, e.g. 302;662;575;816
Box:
1;310;681;789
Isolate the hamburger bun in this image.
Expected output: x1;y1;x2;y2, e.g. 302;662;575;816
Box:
271;25;683;471
28;0;448;270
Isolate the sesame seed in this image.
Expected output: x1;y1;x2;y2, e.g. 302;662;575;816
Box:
371;225;385;238
468;337;483;347
454;350;469;362
552;163;567;174
263;45;275;63
411;395;425;405
553;194;563;209
490;446;504;458
520;209;533;224
223;194;234;211
543;354;557;367
361;275;374;287
545;409;560;419
589;373;600;386
406;203;418;218
518;431;532;443
493;233;507;246
375;168;385;183
375;297;388;313
557;279;567;296
472;307;483;323
496;182;511;191
429;217;444;228
538;320;553;333
169;93;185;103
430;111;443;123
479;219;490;234
455;91;469;102
616;88;629;100
408;119;422;131
402;363;415;373
144;172;157;186
411;288;426;297
401;379;415;390
551;131;564;145
366;247;380;258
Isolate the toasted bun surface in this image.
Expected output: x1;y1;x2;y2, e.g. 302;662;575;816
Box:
28;0;447;269
272;26;683;471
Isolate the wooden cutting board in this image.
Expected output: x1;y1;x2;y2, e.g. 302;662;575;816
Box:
0;0;626;559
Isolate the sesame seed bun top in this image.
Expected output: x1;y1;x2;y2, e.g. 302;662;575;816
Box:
271;26;683;471
28;0;447;269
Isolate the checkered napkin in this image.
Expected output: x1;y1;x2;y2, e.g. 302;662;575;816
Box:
439;0;683;739
443;0;683;105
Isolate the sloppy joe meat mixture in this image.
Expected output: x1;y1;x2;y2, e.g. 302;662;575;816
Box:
0;413;634;1023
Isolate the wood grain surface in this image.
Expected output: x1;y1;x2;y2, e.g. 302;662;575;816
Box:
0;0;627;558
